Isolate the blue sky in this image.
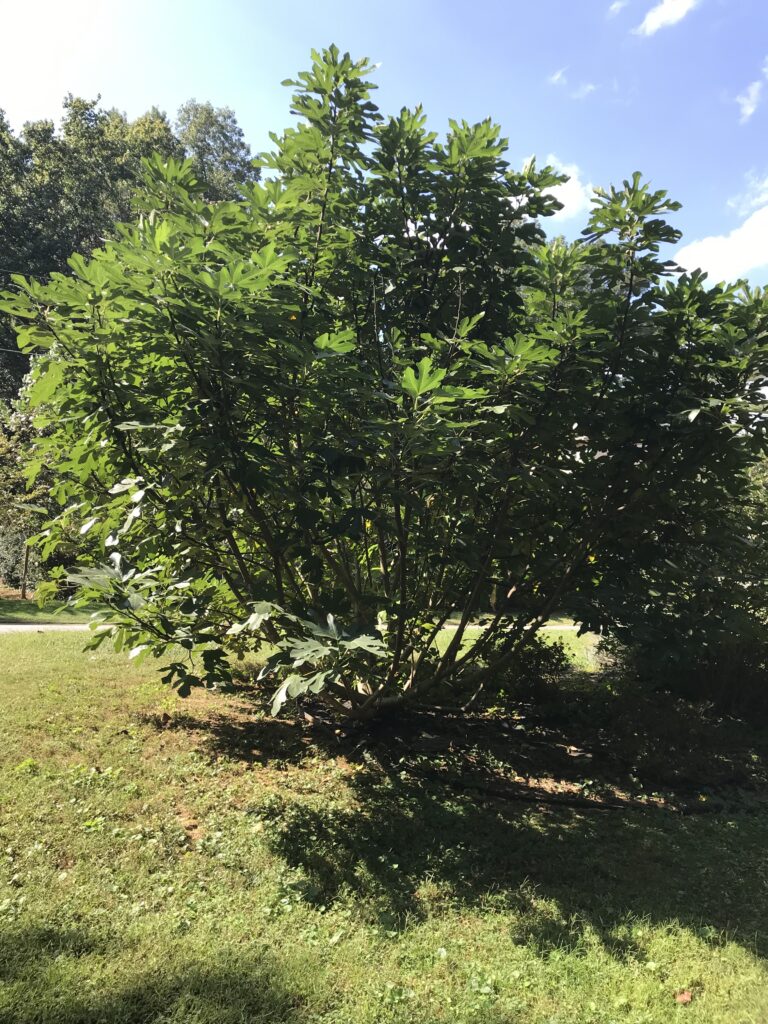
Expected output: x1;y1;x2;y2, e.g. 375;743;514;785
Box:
1;0;766;282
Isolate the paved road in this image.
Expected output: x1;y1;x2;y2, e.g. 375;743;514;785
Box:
0;622;581;635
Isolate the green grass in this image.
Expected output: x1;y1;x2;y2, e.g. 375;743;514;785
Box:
1;633;768;1023
545;626;601;670
0;598;97;624
435;622;600;672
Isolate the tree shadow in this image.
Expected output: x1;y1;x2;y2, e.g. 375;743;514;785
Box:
0;923;100;986
141;692;319;766
172;677;768;800
0;922;310;1023
253;763;768;962
142;684;768;966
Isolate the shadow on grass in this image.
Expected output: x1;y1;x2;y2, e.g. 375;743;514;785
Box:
251;763;768;958
141;684;768;965
142;702;319;766
173;674;768;796
0;922;310;1024
214;693;768;952
0;597;95;625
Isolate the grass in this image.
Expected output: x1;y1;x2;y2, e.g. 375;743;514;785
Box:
435;622;600;672
546;627;602;671
1;633;768;1023
0;597;96;625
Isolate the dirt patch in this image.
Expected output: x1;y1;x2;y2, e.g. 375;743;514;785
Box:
134;678;768;818
138;688;315;766
175;805;205;845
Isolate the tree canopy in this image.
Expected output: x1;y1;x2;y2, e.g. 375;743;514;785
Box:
176;100;260;202
3;46;767;719
0;96;257;399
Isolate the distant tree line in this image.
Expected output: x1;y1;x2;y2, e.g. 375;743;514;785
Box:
0;94;258;399
0;93;258;590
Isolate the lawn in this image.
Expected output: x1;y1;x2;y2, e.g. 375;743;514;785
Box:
1;633;768;1023
0;597;96;625
436;622;601;672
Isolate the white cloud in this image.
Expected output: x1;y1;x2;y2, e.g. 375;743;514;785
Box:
571;83;597;100
634;0;699;36
728;171;768;216
737;80;763;124
545;155;594;223
675;205;768;283
608;0;629;15
735;57;768;124
548;69;596;100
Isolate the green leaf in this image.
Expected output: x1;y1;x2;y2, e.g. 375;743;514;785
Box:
108;479;141;495
401;357;447;400
314;330;356;355
343;634;387;656
27;361;65;405
227;602;278;635
271;673;305;716
16;325;53;351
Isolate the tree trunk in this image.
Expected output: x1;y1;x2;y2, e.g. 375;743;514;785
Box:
20;541;30;601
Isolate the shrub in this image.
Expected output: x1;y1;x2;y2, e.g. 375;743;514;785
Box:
595;460;768;714
486;635;571;706
603;623;768;715
2;46;767;720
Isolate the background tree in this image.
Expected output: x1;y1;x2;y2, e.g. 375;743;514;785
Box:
0;406;59;594
176;100;259;201
0;96;256;399
3;47;767;718
0;98;177;398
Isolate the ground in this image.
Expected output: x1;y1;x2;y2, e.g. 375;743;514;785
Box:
1;630;768;1023
0;587;95;624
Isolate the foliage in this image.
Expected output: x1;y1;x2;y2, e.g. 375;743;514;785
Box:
594;459;768;711
607;630;768;714
0;399;89;593
0;99;177;398
0;527;32;591
485;634;572;705
0;96;257;399
3;45;768;719
176;99;259;201
0;405;53;589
